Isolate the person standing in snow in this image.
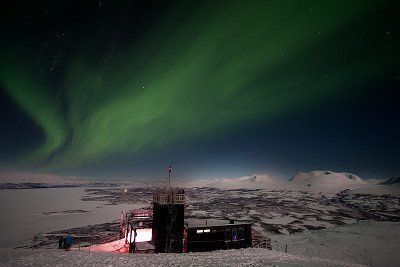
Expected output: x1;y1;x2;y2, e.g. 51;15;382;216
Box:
64;234;73;251
32;235;38;249
129;241;135;253
58;236;64;249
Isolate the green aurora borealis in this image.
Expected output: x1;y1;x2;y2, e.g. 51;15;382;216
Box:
0;1;399;179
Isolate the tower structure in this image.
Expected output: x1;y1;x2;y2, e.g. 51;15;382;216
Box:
152;188;185;253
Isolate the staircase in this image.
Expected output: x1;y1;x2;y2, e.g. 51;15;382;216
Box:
252;230;272;250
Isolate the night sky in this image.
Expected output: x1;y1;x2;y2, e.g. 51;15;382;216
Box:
0;0;399;180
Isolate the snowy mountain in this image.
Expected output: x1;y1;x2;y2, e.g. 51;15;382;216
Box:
188;170;369;191
380;177;400;185
186;174;279;189
0;170;87;184
184;171;371;192
287;170;366;192
0;171;122;189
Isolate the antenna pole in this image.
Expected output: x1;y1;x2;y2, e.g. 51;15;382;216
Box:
168;165;172;198
167;165;173;253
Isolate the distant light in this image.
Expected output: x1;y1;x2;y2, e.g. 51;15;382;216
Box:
124;189;128;193
196;229;204;234
203;229;210;233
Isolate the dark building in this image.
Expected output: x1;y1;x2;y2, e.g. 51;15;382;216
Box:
185;219;252;252
152;189;185;253
123;188;253;253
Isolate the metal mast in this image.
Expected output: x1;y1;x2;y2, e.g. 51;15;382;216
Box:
166;165;173;253
168;165;172;196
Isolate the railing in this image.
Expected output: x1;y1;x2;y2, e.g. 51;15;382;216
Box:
154;193;185;204
252;237;272;249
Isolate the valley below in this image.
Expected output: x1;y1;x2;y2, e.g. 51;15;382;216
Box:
1;171;399;266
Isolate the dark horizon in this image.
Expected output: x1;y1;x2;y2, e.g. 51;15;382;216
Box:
1;1;399;181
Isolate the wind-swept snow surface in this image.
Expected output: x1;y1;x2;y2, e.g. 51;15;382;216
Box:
0;248;364;266
278;221;400;267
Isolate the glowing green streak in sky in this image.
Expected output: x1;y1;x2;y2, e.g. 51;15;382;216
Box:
0;62;67;162
0;1;396;169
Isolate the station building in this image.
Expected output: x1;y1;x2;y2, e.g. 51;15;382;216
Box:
121;188;252;253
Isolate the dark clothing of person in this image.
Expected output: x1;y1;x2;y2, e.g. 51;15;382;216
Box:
129;242;135;253
58;236;64;249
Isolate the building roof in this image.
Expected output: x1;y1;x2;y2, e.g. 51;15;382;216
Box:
185;218;252;229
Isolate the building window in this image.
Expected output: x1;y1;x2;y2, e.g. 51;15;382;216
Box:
231;227;244;241
238;227;245;240
232;228;238;241
225;229;231;241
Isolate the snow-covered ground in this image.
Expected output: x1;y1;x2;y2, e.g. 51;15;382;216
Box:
350;185;400;196
0;248;364;266
0;170;399;266
277;221;400;267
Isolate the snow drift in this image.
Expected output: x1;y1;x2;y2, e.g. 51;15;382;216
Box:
0;248;363;266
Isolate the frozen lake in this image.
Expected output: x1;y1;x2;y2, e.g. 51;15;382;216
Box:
0;187;139;248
